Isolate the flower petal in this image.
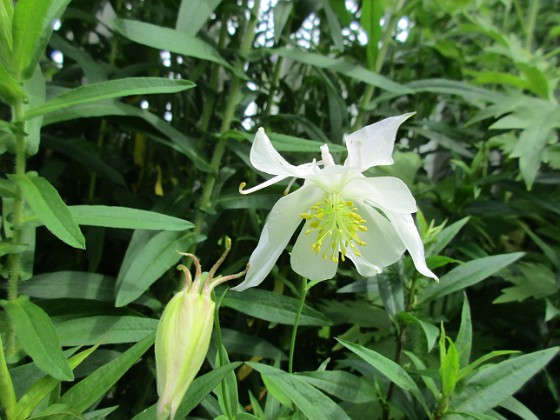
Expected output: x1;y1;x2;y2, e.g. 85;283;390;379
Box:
290;220;338;281
384;210;438;280
345;248;382;277
250;128;304;176
344;112;415;171
353;203;406;268
232;185;324;291
345;176;417;213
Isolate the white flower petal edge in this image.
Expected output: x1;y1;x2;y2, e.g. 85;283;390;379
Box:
344;112;415;171
384;210;438;279
344;176;417;214
232;185;324;291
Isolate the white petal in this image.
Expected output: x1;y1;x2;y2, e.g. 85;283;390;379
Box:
290;220;338;281
232;185;324;291
344;112;415;171
353;204;406;268
345;248;382;277
345;176;417;213
384;211;438;280
250;128;304;177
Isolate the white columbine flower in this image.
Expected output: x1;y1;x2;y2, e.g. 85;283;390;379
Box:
232;113;437;292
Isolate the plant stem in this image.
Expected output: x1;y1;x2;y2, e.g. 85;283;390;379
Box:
352;0;406;131
288;277;308;374
193;0;261;236
7;99;27;301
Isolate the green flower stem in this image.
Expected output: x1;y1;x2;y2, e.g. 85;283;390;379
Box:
262;55;284;121
383;274;418;420
193;0;261;236
0;332;17;418
352;0;406;131
7;98;27;301
288;277;308;374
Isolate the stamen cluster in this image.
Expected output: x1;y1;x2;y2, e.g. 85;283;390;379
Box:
301;192;367;262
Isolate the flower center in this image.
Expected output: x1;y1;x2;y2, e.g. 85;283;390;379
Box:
301;192;367;262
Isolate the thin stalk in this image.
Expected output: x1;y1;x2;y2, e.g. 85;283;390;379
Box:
193;0;262;236
383;274;418;420
7;99;27;301
288;277;308;374
262;55;284;121
525;0;539;51
199;15;230;137
352;0;406;131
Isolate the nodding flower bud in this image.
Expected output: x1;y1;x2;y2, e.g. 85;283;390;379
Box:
155;239;247;420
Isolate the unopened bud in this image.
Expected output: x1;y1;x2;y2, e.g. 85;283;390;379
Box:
155;242;247;420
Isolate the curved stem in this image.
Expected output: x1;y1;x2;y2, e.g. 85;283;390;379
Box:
7;99;27;301
288;277;308;374
193;0;262;236
352;0;406;131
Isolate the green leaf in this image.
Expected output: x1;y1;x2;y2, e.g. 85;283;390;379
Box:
22;77;196;120
68;205;193;231
296;370;375;404
451;347;559;413
20;271;115;302
427;217;470;257
42;100;212;172
439;332;459;396
131;363;243;420
499;396;539;420
247;362;351;420
458;350;520;382
0;0;13;65
56;316;159;346
10;173;85;249
41;137;125;186
223;288;332;326
336;338;429;414
2;296;73;381
11;0;72;80
176;0;222;35
113;19;235;73
115;231;205;307
399;313;439;352
418;253;524;304
14;345;97;420
0;62;26;105
59;333;155;412
272;48;411;95
455;296;472;368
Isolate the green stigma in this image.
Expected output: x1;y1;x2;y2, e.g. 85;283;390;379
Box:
301;192;367;262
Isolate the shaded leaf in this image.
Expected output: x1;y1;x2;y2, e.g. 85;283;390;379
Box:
2;296;73;381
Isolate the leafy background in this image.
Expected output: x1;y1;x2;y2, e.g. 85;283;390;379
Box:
0;0;559;419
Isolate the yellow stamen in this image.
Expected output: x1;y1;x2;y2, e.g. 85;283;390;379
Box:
302;192;367;262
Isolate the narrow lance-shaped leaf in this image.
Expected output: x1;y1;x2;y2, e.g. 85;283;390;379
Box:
13;345;98;420
10;173;85;249
113;19;237;74
115;231;206;307
2;296;73;381
419;253;524;303
247;362;352;420
59;333;155;412
68;205;194;231
21;77;196;120
451;347;559;413
11;0;72;80
336;338;429;415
